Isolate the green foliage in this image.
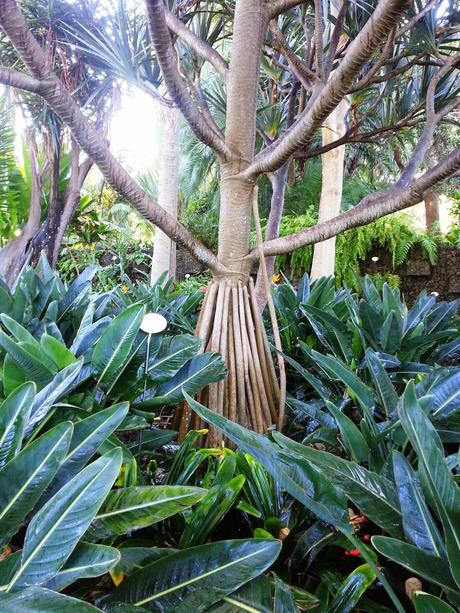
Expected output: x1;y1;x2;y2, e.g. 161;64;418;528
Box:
274;212;441;285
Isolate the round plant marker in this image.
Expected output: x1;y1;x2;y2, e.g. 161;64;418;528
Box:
140;312;168;334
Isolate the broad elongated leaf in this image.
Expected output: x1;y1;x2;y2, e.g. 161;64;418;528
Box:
87;485;207;538
0;314;38;347
141;353;227;408
40;334;77;369
148;335;201;382
304;346;376;412
7;448;122;590
329;564;376;613
58;265;97;320
0;586;103;612
393;451;445;556
0;330;54;390
271;431;403;538
324;401;368;463
274;575;297;613
184;393;349;531
0;382;34;468
399;383;460;587
26;361;83;436
100;539;281;612
208;576;274;613
413;592;457;613
430;371;460;420
48;403;129;497
366;351;399;418
92;304;145;389
0;422;72;549
46;542;120;591
372;536;459;594
179;476;245;548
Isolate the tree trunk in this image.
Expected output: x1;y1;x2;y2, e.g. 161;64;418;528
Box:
424;188;440;231
174;0;282;444
254;163;289;308
310;99;347;280
151;105;180;284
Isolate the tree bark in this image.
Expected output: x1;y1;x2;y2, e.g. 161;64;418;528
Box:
151;105;180;284
310;100;347;279
254;163;289;307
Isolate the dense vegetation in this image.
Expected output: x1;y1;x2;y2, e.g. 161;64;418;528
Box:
0;262;460;611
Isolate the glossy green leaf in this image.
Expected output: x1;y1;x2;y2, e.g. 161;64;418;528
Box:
366;351;399;418
324;401;368;463
88;485;207;538
184;393;349;531
0;422;72;548
141;353;227;408
92;304;145;388
7;448;122;590
179;476;245;547
50;403;129;495
372;536;459;593
46;542;120;591
148;335;201;382
329;564;376;613
399;382;460;587
0;382;34;468
393;451;445;556
101;539;281;612
413;592;457;613
272;431;403;537
274;575;298;612
0;586;103;612
40;334;77;369
0;330;54;390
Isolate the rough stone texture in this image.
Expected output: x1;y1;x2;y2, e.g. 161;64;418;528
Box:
361;245;460;305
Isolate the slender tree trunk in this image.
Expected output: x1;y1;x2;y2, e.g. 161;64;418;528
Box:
254;163;289;308
424;188;440;231
0;140;41;285
151;105;180;284
175;0;282;444
310;99;347;280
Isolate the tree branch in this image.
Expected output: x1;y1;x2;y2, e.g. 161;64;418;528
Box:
145;0;234;161
164;11;229;82
268;0;308;19
0;0;225;273
0;64;43;92
247;145;460;260
243;0;411;179
268;20;317;87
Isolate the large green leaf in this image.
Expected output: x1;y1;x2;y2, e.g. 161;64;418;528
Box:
0;382;34;468
0;314;38;347
398;383;460;587
208;576;274;613
49;403;129;495
274;575;298;613
140;353;227;408
184;393;349;531
0;330;54;390
365;351;398;418
393;451;445;556
57;265;97;320
92;304;145;389
413;592;457;613
324;400;368;463
148;335;202;383
272;431;403;538
26;361;83;436
46;542;120;591
304;346;376;412
179;476;245;548
101;539;281;612
0;586;103;612
372;536;459;593
40;334;77;369
0;422;72;549
329;564;376;613
87;485;207;538
7;448;122;590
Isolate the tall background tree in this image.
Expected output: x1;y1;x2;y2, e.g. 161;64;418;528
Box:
0;0;459;442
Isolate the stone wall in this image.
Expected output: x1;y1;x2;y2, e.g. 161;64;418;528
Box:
361;245;460;304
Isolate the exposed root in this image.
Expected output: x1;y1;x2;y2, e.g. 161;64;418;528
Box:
176;276;282;445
